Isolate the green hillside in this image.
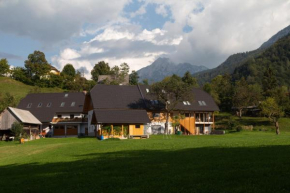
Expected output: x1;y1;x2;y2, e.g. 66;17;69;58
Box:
0;77;64;103
194;25;290;84
232;33;290;86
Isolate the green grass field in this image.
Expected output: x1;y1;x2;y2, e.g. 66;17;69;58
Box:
0;77;63;102
1;133;290;193
215;112;290;132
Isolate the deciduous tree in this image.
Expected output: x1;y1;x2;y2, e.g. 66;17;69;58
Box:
260;97;284;135
129;70;139;85
61;64;76;80
91;61;111;82
0;58;10;76
151;75;194;134
182;71;198;87
24;50;50;79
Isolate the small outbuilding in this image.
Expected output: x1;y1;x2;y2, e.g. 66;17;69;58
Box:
0;107;42;140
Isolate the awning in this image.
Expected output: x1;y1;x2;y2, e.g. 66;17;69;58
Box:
94;109;150;124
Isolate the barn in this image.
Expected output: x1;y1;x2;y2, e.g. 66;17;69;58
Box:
0;107;42;140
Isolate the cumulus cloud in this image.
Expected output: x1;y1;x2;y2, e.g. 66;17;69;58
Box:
0;0;130;45
155;0;290;67
2;0;290;77
52;25;180;78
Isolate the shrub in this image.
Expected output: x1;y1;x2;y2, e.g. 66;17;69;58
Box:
236;125;243;132
11;122;24;140
227;116;237;130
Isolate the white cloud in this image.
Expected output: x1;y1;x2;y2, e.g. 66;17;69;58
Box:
155;4;168;17
2;0;290;75
0;0;131;45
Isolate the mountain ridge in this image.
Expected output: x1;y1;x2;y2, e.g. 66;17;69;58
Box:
137;58;208;83
193;25;290;84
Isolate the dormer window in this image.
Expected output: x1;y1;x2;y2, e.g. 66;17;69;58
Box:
71;102;75;107
60;102;65;107
38;103;42;107
47;102;52;107
27;103;32;108
198;101;207;106
64;93;68;98
146;88;149;93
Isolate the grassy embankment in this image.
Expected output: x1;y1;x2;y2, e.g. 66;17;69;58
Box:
0;77;63;103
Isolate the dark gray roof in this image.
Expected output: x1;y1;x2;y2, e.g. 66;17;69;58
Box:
90;85;145;109
138;85;219;112
94;109;150;124
90;84;219;112
17;92;85;123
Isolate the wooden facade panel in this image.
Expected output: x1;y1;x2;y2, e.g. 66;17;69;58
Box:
180;117;196;135
130;124;144;135
54;128;65;136
0;109;18;130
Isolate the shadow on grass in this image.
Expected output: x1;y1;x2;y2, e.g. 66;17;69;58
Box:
1;146;290;193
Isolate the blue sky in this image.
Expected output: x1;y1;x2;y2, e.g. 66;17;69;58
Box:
0;0;289;78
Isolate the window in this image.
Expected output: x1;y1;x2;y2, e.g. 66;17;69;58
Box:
135;125;141;129
47;102;52;107
183;101;187;105
38;103;42;107
71;102;75;107
185;113;190;117
70;114;74;119
27;103;32;108
57;115;62;118
198;101;207;106
153;113;160;118
151;100;154;105
186;101;191;105
60;102;65;107
146;88;149;93
64;93;68;97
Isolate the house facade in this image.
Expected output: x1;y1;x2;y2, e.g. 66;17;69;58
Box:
85;84;219;138
17;92;88;137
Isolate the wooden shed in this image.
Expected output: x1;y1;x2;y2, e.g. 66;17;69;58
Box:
0;107;42;139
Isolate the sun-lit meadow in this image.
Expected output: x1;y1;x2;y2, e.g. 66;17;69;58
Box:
1;125;290;193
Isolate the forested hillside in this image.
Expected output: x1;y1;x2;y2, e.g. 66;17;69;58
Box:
194;25;290;84
233;33;290;86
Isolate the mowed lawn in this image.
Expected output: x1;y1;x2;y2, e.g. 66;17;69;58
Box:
1;133;290;193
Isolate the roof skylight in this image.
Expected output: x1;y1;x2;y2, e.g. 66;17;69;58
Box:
60;102;65;107
27;103;32;108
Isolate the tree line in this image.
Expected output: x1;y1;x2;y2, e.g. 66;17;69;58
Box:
0;50;146;91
